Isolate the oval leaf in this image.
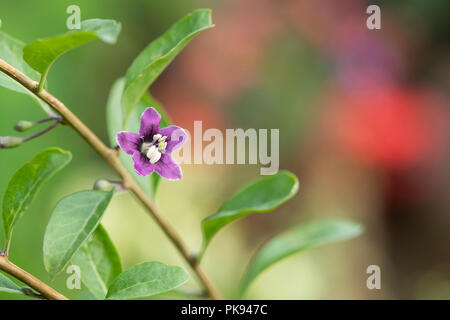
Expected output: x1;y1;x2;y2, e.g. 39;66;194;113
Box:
0;30;54;114
23;19;121;77
201;171;299;253
0;272;41;298
71;224;122;299
2;148;72;248
0;272;22;295
106;78;125;148
241;219;363;292
106;262;189;300
121;9;214;122
43;190;114;277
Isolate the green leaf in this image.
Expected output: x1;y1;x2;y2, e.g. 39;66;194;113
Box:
106;78;169;197
23;19;121;79
71;224;122;299
2;148;72;248
43;190;114;277
0;30;53;114
0;272;22;295
121;9;214;123
106;262;189;300
0;273;42;298
201;171;299;253
241;219;363;292
106;78;126;149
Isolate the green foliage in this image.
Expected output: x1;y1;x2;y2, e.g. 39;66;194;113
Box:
106;10;212;195
43;190;114;278
2;148;72;249
201;171;299;253
0;7;366;301
121;9;214;123
0;273;22;295
106;262;189;300
23;19;121;80
106;78;126;148
0;30;53;114
241;219;363;292
71;224;122;299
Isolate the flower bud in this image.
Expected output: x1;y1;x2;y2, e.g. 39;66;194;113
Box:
13;120;35;132
0;136;23;148
93;179;114;191
93;179;126;192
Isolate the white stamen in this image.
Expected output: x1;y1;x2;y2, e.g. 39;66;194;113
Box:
152;134;162;142
140;142;152;154
146;145;161;164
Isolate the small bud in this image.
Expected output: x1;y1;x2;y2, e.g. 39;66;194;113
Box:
93;179;114;191
0;136;23;148
13;120;35;132
93;179;126;192
190;252;199;262
20;287;34;296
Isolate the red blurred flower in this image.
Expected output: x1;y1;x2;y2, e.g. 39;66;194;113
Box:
325;85;447;170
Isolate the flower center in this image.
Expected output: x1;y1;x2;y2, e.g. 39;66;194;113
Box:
140;134;168;164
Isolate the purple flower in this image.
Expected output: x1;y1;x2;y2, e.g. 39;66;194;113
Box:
116;107;187;180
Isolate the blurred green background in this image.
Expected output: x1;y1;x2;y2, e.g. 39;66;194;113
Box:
0;0;449;299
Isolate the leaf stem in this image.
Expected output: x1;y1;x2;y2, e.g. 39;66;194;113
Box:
0;58;222;300
3;241;9;257
0;255;68;300
37;70;48;93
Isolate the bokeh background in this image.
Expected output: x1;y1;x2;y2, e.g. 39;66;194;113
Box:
0;0;449;299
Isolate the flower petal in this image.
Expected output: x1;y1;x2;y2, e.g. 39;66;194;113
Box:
139;107;161;138
132;151;155;176
116;131;140;155
159;126;188;153
154;154;182;180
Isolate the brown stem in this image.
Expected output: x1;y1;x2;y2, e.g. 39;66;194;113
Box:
0;255;68;300
0;58;222;300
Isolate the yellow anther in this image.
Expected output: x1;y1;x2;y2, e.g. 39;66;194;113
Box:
158;141;167;152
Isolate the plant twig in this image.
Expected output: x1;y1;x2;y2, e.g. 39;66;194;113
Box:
1;116;62;149
0;255;67;300
0;58;222;300
21;116;62;142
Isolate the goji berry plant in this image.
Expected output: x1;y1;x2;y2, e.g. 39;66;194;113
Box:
0;9;362;300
